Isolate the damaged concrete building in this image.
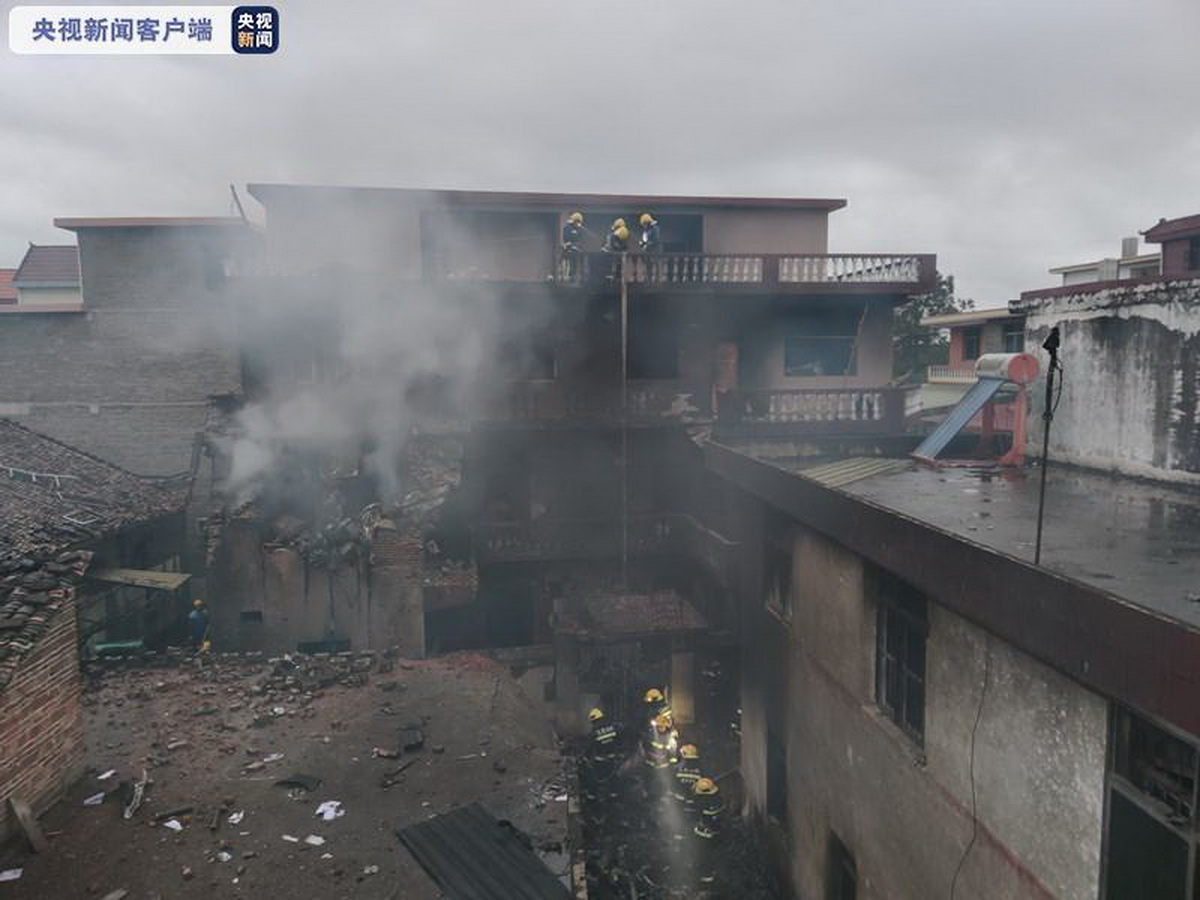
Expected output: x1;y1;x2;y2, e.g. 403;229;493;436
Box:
238;185;936;738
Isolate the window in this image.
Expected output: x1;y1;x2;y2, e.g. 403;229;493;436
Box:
1002;321;1025;353
784;307;862;377
767;726;788;827
827;833;857;900
961;326;982;361
240;610;263;624
1188;237;1200;273
875;574;927;743
765;537;793;620
1104;707;1200;899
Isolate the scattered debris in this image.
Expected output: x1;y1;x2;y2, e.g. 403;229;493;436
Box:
0;869;22;883
228;810;245;825
400;723;425;752
97;769;117;781
275;773;321;792
123;769;149;820
372;747;400;759
362;865;380;877
83;792;106;807
8;796;49;853
216;851;233;863
304;834;326;846
162;819;183;832
153;806;193;822
314;800;345;821
180;866;193;881
100;890;128;900
166;739;190;751
263;752;285;763
282;834;300;843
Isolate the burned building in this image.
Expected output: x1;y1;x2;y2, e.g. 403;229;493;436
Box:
0;420;189;843
238;185;935;733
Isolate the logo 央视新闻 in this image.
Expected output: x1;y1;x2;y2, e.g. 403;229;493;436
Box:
231;5;278;54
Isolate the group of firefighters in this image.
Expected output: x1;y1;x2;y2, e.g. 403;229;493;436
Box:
583;686;725;889
560;211;662;278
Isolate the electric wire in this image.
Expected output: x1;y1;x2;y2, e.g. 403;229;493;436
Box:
950;634;991;900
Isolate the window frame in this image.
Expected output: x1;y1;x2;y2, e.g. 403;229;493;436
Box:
961;326;982;361
784;334;858;377
874;574;928;746
1002;321;1025;353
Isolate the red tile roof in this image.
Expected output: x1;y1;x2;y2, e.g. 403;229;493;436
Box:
0;270;15;304
1142;214;1200;243
13;244;79;286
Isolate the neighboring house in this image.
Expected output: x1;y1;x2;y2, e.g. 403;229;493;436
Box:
4;244;82;312
912;306;1026;435
697;211;1200;899
1048;235;1161;287
0;269;16;306
1142;213;1200;279
0;420;188;843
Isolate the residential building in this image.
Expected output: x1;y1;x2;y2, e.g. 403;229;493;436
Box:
699;211;1200;898
0;269;17;307
1142;213;1200;280
0;420;188;843
4;244;82;312
1048;235;1161;287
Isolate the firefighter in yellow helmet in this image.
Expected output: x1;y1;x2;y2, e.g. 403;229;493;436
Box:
693;776;725;885
603;218;630;253
671;743;701;807
638;213;661;253
583;707;622;814
561;211;586;280
188;598;211;652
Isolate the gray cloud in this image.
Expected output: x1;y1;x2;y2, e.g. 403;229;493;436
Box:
2;0;1199;302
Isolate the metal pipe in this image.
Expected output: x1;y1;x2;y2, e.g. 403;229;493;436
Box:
1033;327;1060;566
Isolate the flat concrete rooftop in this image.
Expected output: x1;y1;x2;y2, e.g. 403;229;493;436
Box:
742;447;1200;629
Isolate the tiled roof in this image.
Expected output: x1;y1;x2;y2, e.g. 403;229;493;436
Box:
1142;214;1200;242
13;244;80;286
0;421;189;689
0;269;15;304
0;420;188;565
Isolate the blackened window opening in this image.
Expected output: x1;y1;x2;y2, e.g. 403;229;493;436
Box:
875;574;927;744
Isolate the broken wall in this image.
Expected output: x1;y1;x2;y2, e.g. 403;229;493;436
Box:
0;600;85;842
740;519;1107;899
1014;278;1200;484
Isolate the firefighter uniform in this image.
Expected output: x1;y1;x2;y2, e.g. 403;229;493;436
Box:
671;745;701;806
638;213;662;253
604;219;630;253
561;212;585;279
693;777;725;885
584;708;621;807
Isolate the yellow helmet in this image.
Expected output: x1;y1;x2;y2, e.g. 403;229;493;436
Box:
639;213;654;226
193;599;204;608
679;744;699;760
612;218;626;230
694;777;718;795
644;688;664;704
615;226;630;242
654;713;673;731
568;211;583;224
588;707;605;722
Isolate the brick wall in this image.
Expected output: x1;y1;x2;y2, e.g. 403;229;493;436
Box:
0;599;86;842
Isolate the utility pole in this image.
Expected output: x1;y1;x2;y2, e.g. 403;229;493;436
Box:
1033;326;1060;566
619;255;629;590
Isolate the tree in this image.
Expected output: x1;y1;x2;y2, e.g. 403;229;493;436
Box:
892;273;974;382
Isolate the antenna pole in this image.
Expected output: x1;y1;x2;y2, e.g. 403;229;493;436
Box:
1033;327;1060;566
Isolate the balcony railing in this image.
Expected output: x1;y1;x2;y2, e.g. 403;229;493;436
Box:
553;252;936;291
475;513;738;584
926;365;977;384
728;387;905;432
487;380;709;424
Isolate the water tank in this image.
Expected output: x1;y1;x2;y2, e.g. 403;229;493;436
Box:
975;352;1040;385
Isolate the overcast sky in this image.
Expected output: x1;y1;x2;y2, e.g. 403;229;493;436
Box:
2;0;1198;303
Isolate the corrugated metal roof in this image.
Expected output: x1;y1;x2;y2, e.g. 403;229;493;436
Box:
13;245;79;286
397;803;569;900
87;568;191;591
799;457;911;488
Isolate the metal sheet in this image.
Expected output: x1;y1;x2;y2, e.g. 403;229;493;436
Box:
86;568;191;591
397;803;568;900
800;457;911;488
912;376;1005;460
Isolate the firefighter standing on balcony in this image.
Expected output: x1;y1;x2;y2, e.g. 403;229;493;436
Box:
561;211;586;280
603;218;630;253
692;776;725;886
638;213;662;253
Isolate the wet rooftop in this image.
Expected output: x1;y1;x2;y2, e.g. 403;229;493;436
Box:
744;448;1200;628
